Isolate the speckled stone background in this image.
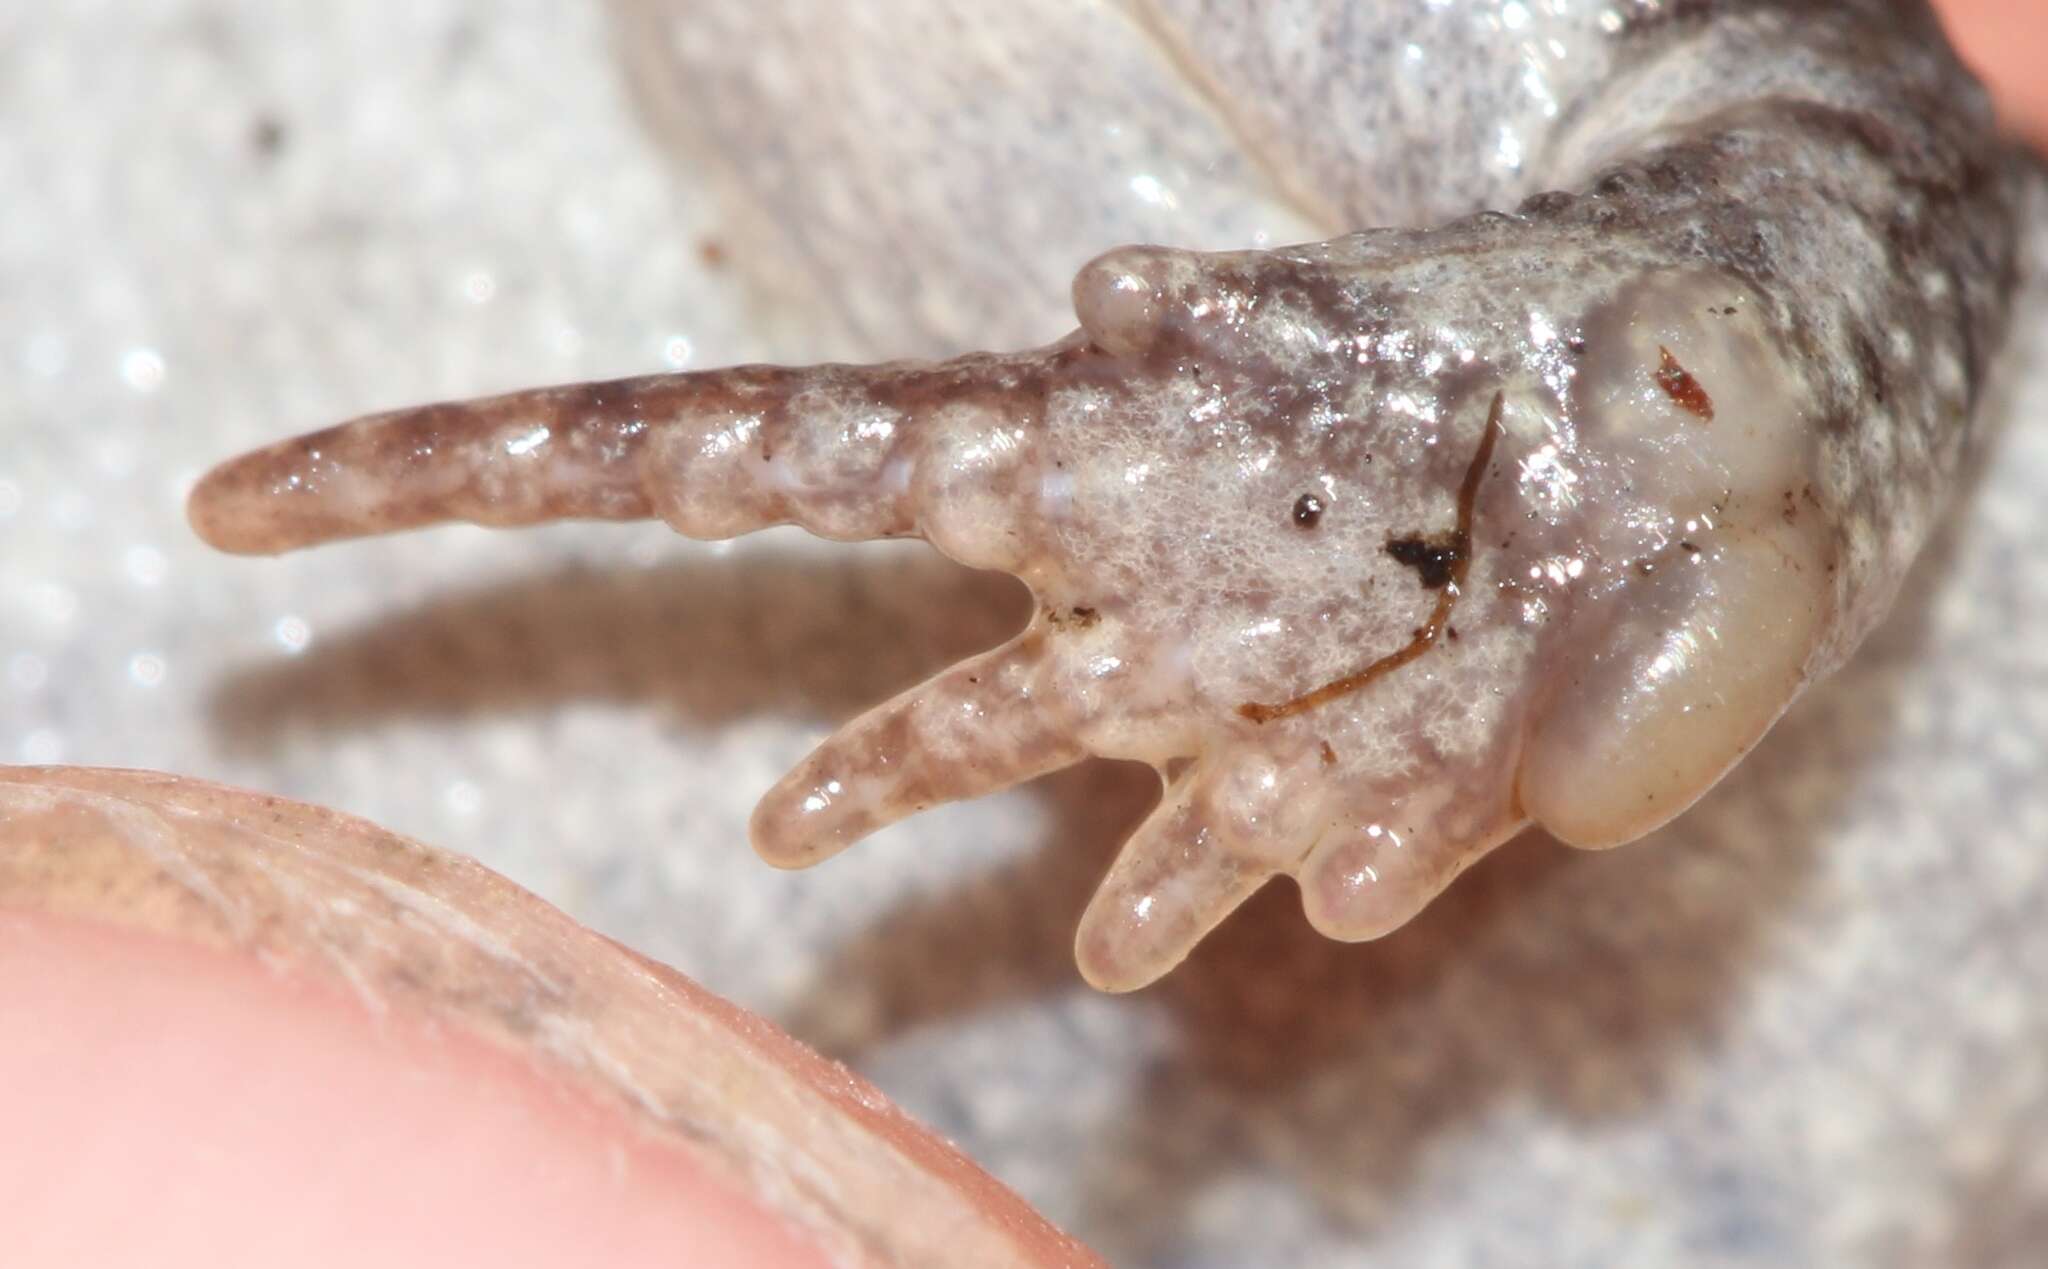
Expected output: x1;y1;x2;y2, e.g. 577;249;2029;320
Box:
4;4;2045;1266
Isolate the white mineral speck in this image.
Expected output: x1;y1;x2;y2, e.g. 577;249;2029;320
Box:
119;346;165;393
273;615;312;654
127;653;166;688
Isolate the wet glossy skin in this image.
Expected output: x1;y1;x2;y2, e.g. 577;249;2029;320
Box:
189;0;2026;990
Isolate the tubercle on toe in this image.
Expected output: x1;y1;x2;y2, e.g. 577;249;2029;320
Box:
1073;781;1273;993
1071;245;1187;360
185;378;673;554
747;627;1092;870
1297;813;1529;944
657;354;1054;555
185;353;1067;559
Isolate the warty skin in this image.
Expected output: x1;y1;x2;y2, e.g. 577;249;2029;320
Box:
187;0;2028;990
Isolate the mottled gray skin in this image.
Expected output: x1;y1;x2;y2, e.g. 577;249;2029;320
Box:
188;0;2025;989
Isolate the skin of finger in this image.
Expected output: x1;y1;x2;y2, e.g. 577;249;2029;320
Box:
0;909;830;1269
0;766;1102;1269
1937;0;2048;143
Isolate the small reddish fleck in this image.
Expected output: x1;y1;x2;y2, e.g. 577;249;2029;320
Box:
1655;346;1715;420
